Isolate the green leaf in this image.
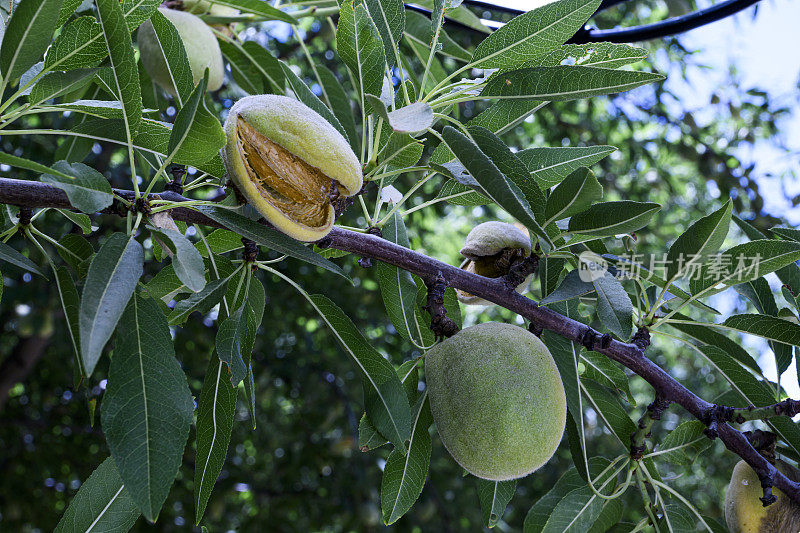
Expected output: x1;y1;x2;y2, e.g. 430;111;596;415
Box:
476;478;517;528
656;420;712;466
195;205;350;282
440;125;551;248
541;484;608;533
581;378;636;447
216;302;257;386
587;499;624;533
79;233;143;376
58;209;94;234
40;161;113;214
368;97;434;134
516;146;617;188
309;294;412;451
144;8;195;104
44;16;108;71
148;227;206;292
470;0;600;68
378;133;424;172
54;266;83;377
690;240;800;295
772;227;800;243
143;263;190;305
523;458;612;533
567;201;661;237
359;361;420;451
0;0;63;81
199;0;296;23
581;350;634;405
194;229;244;258
240;41;284;92
54;457;140;533
482;66;664;102
96;0;142;135
279;61;350;142
723;313;800;348
665;200;732;281
694;344;800;458
377;211;429;347
381;393;432;524
668;313;758;371
544;168;602;225
194;353;238;523
540;269;594;305
101;294;193;522
57;0;83;26
0;241;47;277
219;39;265;95
29;68;99;104
592;272;632;339
317;64;359;154
362;0;404;69
57;233;94;276
168;278;229;325
337;0;386;100
403;10;470;61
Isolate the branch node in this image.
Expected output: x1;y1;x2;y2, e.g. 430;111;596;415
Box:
631;395;670;460
632;326;651;351
242;238;258;263
579;328;612;351
527;321;544;338
504;253;538;289
358;257;372;268
17;206;32;226
423;272;459;340
743;430;777;463
133;197;151;216
165;165;186;194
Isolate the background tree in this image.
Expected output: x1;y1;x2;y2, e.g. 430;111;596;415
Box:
0;0;798;531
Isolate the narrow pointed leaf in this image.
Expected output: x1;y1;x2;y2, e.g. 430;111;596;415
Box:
194;354;238;523
0;241;47;277
544;168;602;224
362;0;405;69
440;125;551;248
216;302;257;386
54;458;140;533
567;201;660;237
337;0;386;99
40;161;113;214
476;478;517;528
470;0;600;68
309;294;412;452
381;394;432;524
102;294;193;522
592;272;633;339
377;211;428;346
79;233;142;375
690;240;800;294
54;267;84;377
148;227;206;292
665;200;732;281
96;0;142;135
482;66;664;101
0;0;63;81
29;68;99;104
517;146;616;188
168;278;229;325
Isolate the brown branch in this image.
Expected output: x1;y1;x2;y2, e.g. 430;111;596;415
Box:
1;177;799;503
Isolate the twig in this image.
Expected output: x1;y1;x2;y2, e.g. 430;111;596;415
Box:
1;177;799;503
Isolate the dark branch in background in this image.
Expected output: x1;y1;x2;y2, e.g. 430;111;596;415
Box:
1;177;799;505
406;0;763;43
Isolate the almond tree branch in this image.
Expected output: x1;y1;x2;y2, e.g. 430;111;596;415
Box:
0;176;797;504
